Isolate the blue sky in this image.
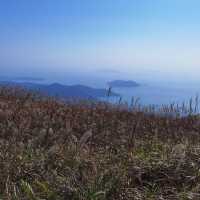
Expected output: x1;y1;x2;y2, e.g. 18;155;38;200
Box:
1;0;200;83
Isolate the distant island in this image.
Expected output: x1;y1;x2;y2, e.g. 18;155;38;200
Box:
108;80;140;88
0;76;44;82
12;77;45;82
0;81;118;99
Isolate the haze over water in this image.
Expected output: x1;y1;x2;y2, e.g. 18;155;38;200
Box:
1;0;200;106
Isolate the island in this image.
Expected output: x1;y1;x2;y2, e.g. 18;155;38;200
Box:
0;76;45;82
108;80;140;88
0;81;119;99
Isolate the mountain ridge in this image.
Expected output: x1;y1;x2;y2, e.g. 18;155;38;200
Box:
0;81;118;99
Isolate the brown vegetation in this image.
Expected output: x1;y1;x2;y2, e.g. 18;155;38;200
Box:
0;86;200;199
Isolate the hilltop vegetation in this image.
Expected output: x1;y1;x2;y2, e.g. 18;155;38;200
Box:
0;87;200;199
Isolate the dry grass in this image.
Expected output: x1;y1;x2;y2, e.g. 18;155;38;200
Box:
0;86;200;199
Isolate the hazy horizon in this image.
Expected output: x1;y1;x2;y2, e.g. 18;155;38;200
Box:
1;0;200;86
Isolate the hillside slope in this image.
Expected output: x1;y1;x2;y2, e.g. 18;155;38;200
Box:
0;87;200;199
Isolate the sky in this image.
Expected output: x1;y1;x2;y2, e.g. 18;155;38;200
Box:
0;0;200;85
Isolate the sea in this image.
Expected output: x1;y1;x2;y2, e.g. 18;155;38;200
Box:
106;84;200;106
8;75;200;109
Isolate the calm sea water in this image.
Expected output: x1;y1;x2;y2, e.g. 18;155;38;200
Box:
15;75;200;107
104;84;200;106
